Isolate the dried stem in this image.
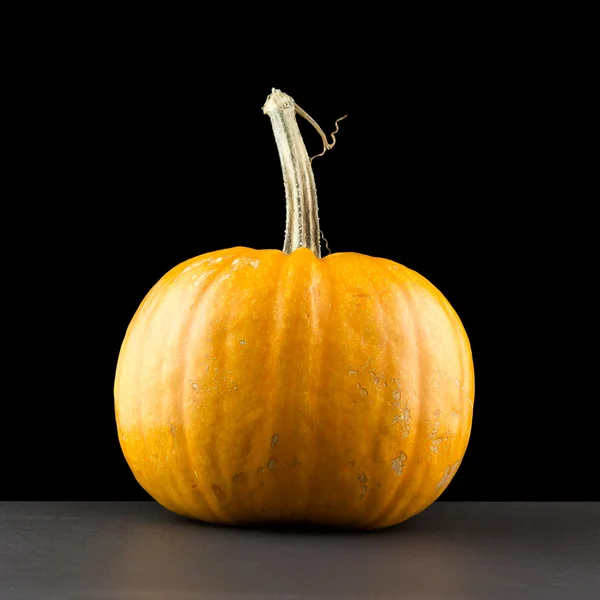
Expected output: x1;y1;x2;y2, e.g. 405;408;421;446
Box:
263;88;321;257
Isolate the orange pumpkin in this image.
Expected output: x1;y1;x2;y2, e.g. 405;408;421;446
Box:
114;89;474;529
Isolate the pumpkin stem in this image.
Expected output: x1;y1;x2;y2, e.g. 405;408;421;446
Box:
262;88;324;257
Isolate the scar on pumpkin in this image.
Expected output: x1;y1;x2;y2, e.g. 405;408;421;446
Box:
271;433;280;451
358;472;368;500
212;484;227;502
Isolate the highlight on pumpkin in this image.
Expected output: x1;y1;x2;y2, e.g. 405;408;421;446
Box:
113;89;474;529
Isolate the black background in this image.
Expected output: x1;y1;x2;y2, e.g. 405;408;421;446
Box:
5;27;596;503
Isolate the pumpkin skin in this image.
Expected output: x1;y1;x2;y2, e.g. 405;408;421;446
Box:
114;246;474;529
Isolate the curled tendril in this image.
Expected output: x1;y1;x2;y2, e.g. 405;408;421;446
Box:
320;229;332;255
294;104;348;163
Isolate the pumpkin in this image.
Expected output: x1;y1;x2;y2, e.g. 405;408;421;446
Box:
114;89;474;529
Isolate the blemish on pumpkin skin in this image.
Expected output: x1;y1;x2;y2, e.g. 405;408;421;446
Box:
357;384;368;397
267;457;276;471
428;420;441;439
370;372;384;385
392;408;411;424
358;472;368;500
349;369;358;375
431;438;444;453
232;474;241;482
436;461;461;490
271;434;280;451
391;453;407;476
392;389;401;402
212;484;227;502
191;484;198;489
348;460;355;468
239;340;247;345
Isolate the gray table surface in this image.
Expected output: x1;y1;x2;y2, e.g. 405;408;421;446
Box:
1;502;598;599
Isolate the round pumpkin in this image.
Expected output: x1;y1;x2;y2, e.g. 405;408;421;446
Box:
114;89;474;529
